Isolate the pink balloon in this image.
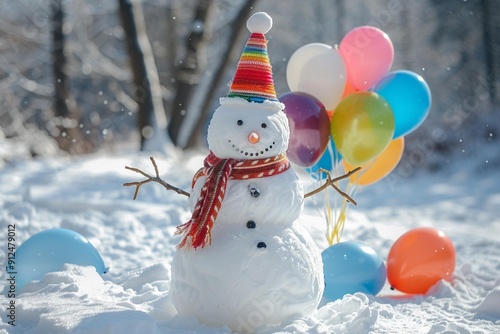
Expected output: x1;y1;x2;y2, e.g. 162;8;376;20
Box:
279;92;330;167
339;26;394;91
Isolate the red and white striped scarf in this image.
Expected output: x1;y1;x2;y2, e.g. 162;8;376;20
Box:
175;152;290;250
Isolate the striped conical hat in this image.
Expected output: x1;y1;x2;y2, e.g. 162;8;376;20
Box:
227;12;278;103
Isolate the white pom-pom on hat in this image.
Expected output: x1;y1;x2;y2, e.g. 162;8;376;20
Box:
246;12;273;34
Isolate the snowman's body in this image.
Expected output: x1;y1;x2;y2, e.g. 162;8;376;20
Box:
170;12;323;333
170;98;324;332
189;167;303;229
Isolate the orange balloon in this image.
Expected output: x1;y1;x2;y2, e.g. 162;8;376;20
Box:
343;137;404;186
341;75;358;99
387;228;456;294
327;110;334;120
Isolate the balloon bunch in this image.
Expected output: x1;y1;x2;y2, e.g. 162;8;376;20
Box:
280;27;447;302
280;26;432;244
322;228;456;301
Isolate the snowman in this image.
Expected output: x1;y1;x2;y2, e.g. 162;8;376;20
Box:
169;12;324;332
125;11;357;333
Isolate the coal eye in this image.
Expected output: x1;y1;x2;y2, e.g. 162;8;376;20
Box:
237;120;243;126
261;123;267;128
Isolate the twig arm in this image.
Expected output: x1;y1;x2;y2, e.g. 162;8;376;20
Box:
304;167;361;205
123;157;190;199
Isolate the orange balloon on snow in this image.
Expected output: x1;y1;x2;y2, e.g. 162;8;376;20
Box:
387;227;456;294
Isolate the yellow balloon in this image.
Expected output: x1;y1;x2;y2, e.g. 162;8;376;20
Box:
331;92;394;165
344;137;404;186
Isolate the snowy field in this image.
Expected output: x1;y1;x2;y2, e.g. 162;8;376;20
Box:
1;150;499;333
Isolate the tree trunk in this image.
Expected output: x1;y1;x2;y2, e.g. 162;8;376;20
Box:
167;0;215;146
118;0;167;150
184;0;258;149
164;4;177;104
481;0;498;107
52;0;92;154
53;2;68;120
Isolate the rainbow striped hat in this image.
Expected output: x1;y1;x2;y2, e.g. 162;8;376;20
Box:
227;12;278;103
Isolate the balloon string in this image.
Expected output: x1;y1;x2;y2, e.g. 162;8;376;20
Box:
324;156;339;246
349;159;375;185
324;187;333;245
320;143;362;246
330;187;348;245
326;182;358;245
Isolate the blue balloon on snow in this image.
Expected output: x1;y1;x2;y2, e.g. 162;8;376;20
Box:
322;241;386;301
14;228;106;290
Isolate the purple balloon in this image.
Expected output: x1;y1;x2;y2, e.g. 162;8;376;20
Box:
279;92;330;167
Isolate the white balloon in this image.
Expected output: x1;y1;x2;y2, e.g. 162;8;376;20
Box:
286;43;347;110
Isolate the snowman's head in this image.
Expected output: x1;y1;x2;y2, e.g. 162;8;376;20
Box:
208;12;290;160
207;97;289;160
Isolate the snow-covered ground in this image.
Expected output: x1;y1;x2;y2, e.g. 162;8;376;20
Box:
1;150;499;333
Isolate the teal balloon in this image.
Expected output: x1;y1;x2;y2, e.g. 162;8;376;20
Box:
373;70;431;138
322;241;386;301
14;228;106;289
306;138;342;178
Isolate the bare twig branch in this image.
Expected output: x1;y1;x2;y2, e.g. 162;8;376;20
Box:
123;157;190;199
304;167;361;205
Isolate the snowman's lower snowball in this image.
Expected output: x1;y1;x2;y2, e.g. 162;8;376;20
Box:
170;221;323;332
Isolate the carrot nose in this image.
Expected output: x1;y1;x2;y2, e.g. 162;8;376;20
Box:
248;132;260;144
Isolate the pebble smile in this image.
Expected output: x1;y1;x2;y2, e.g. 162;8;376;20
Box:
228;139;275;157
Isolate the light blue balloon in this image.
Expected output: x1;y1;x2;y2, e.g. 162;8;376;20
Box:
14;228;106;290
373;70;431;138
322;241;386;301
305;139;342;179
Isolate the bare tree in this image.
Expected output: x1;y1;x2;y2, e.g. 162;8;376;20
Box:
52;0;92;154
118;0;168;150
167;0;215;146
481;0;499;107
183;0;259;148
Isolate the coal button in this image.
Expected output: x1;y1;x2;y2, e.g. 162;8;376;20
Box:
249;187;260;198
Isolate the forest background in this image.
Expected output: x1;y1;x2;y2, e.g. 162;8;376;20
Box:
1;0;499;179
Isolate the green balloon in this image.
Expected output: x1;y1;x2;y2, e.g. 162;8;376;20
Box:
331;92;394;165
